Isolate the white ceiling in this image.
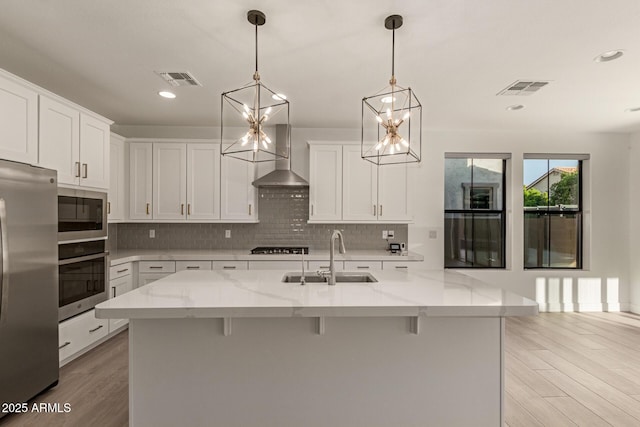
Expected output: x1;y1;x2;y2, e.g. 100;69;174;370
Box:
2;0;640;133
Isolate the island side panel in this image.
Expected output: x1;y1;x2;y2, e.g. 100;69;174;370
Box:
129;316;502;427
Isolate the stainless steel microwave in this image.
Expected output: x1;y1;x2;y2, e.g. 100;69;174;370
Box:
58;187;108;241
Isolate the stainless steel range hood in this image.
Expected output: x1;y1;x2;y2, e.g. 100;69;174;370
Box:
252;124;309;187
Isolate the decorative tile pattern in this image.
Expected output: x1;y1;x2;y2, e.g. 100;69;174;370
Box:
114;188;408;251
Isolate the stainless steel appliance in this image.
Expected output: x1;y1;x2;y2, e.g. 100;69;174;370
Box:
0;160;58;416
250;246;309;254
57;187;107;241
58;240;108;322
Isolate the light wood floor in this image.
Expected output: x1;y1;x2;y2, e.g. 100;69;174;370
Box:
2;313;640;427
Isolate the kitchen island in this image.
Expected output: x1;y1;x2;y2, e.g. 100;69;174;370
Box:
95;269;538;427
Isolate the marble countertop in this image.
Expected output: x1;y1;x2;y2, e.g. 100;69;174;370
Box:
109;249;423;265
95;269;538;319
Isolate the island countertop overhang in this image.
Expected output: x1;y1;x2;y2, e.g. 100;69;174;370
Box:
95;269;539;319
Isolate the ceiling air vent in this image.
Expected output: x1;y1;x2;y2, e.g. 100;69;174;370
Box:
155;71;202;87
497;80;550;96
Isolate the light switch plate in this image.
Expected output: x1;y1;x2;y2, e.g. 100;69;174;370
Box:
225;230;231;238
149;229;155;238
387;230;395;239
382;230;388;239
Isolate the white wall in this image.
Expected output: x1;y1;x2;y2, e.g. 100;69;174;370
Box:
113;125;633;312
408;129;630;312
629;132;640;313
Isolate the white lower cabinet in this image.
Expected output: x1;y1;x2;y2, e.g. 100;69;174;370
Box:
211;261;248;270
344;261;382;270
58;309;108;365
382;261;411;271
109;273;134;333
138;261;176;286
176;261;212;272
248;261;304;270
308;260;344;271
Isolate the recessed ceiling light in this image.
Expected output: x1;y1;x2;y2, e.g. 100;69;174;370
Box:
625;107;640;112
272;93;287;101
506;104;525;111
158;91;176;99
594;50;624;63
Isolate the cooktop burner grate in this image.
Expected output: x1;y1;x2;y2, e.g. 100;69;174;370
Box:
250;246;309;255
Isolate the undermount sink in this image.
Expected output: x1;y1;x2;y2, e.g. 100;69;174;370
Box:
282;272;378;283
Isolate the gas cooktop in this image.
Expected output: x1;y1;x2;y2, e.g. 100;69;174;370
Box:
250;246;309;255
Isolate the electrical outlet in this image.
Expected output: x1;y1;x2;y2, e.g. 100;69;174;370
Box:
225;230;231;238
149;229;155;238
382;230;388;239
387;230;395;239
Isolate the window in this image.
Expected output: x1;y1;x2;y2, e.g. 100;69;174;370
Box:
523;158;583;269
444;156;507;268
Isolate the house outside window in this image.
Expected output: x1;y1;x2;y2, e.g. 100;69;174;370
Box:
444;155;507;268
523;156;584;269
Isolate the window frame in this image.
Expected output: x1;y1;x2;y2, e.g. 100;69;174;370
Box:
523;158;583;270
444;157;507;269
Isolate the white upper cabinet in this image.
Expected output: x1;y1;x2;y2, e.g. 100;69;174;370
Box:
220;146;257;221
308;141;411;223
108;134;126;221
342;145;377;221
309;144;342;221
79;114;110;189
153;143;187;220
39;96;79;184
187;144;220;220
39;95;110;189
0;72;38;164
129;141;225;222
129;142;153;220
377;163;410;221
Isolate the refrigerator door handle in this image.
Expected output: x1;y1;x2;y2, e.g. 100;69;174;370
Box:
0;199;8;324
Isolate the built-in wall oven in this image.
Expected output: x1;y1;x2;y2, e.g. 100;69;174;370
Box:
58;239;108;321
58;187;107;242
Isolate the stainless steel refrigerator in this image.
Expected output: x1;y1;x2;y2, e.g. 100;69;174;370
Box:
0;159;58;416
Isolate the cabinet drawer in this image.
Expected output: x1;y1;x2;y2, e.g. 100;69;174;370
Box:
382;261;411;271
344;261;382;270
138;272;172;286
110;262;132;280
248;261;302;270
308;261;344;271
211;261;248;270
176;261;212;272
139;261;176;273
58;309;108;362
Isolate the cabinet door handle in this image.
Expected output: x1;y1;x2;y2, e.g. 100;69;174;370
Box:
82;163;88;178
186;266;200;270
373;205;376;216
188;204;191;215
146;203;150;215
181;204;184;215
89;325;104;333
356;266;370;269
311;204;314;216
107;202;111;214
248;204;252;216
223;266;236;270
116;268;129;273
75;162;81;177
395;266;408;269
148;266;163;270
379;205;383;216
112;286;117;298
59;341;71;350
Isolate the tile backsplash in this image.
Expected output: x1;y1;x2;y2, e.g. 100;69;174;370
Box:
113;187;407;251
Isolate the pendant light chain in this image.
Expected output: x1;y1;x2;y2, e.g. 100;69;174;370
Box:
254;22;259;81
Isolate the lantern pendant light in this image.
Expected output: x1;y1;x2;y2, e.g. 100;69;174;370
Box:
361;15;422;165
221;10;290;163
